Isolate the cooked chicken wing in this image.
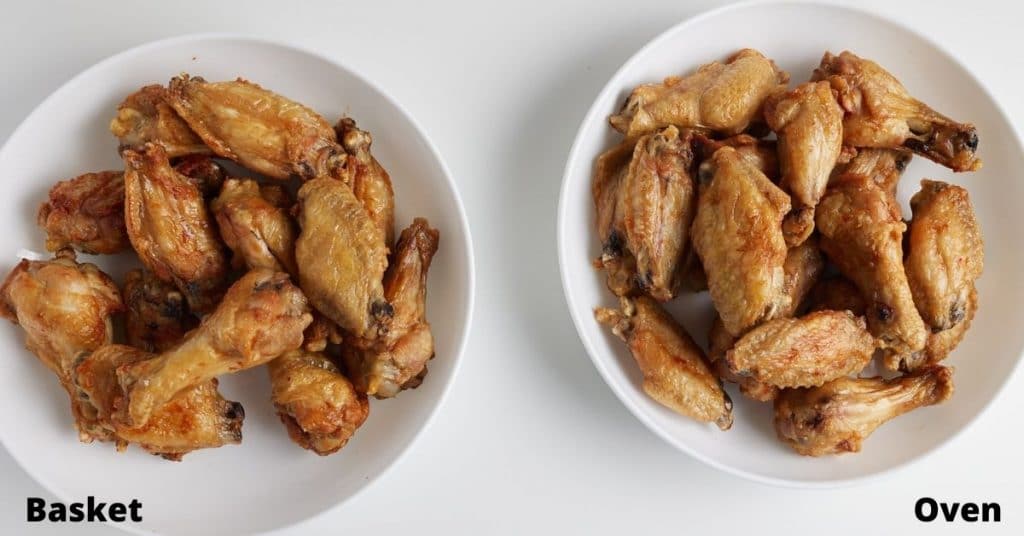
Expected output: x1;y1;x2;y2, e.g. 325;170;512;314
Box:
805;276;866;316
296;176;391;340
707;315;778;402
596;296;732;429
115;269;311;428
37;171;128;254
764;81;844;246
211;179;298;276
336;118;396;248
692;146;792;336
73;345;243;460
110;84;210;158
903;285;977;371
726;310;875;388
344;218;438;398
836;148;911;201
123;143;229;314
167;75;344;180
611;48;789;137
774;365;953;456
592;137;640;298
779;237;824;318
905;180;984;331
123;269;196;353
816;173;927;367
814;51;981;172
268;350;369;455
695;133;779;182
0;250;123;442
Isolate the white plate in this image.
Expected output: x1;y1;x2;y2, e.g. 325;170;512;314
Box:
558;1;1024;487
0;34;474;534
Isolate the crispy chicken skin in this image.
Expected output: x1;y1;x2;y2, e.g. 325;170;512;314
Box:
73;346;243;460
596;296;733;429
167;75;344;180
0;250;123;442
211;179;298;276
37;171;128;254
336;118;396;248
726;310;875;388
774;365;953;456
296;177;391;340
905;180;984;331
695;133;779;182
268;350;369;455
805;276;867;316
837;148;911;201
611;49;789;137
345;219;439;398
123;143;229;314
814;51;981;172
779;237;824;318
707;315;778;402
764;81;844;246
123;269;196;353
816;173;927;367
592;137;640;297
903;286;977;371
109;84;210;158
692;146;792;336
115;269;312;428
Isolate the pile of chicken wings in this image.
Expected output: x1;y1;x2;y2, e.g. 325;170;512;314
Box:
2;76;440;460
593;49;983;456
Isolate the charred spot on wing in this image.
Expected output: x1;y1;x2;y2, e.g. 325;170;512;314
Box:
603;231;625;258
875;302;894;322
371;300;394;319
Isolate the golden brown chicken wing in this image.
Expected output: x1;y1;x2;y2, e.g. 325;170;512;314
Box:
610;49;788;137
211;179;298;276
805;276;867;316
336;118;396;248
295;176;391;340
707;315;778;402
115;269;311;428
123;269;196;353
596;296;732;429
816;173;927;368
692;146;792;336
726;310;875;388
167;75;344;180
123;143;229;314
0;250;123;442
774;365;953;456
344;218;439;398
905;180;984;331
764;81;844;246
110;84;211;158
779;237;824;318
268;350;369;455
36;171;128;254
814;51;981;172
592;138;640;298
73;345;244;460
836;148;911;201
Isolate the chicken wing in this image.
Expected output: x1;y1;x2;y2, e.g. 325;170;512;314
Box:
123;143;229;314
211;179;298;276
344;218;438;398
814;51;981;172
905;180;984;331
268;350;369;455
779;237;824;318
0;250;123;442
726;310;875;388
610;48;789;137
110;84;210;158
764;81;844;246
692;146;791;336
73;345;244;460
903;285;977;371
805;276;866;316
123;269;196;353
592;137;640;298
295;176;391;340
336;118;396;248
596;296;733;429
707;315;778;402
816;173;927;367
37;171;128;254
774;365;953;456
836;148;911;201
167;75;344;180
115;269;311;428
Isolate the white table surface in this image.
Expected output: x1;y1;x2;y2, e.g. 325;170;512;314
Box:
1;0;1021;534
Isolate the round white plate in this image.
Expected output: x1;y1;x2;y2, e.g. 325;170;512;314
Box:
0;34;474;534
558;1;1024;487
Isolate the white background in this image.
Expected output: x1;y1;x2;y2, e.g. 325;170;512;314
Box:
1;0;1021;534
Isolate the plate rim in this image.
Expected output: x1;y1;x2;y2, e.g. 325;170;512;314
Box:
0;32;476;534
556;0;1024;488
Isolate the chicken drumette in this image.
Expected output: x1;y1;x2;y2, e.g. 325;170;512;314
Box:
211;179;298;276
